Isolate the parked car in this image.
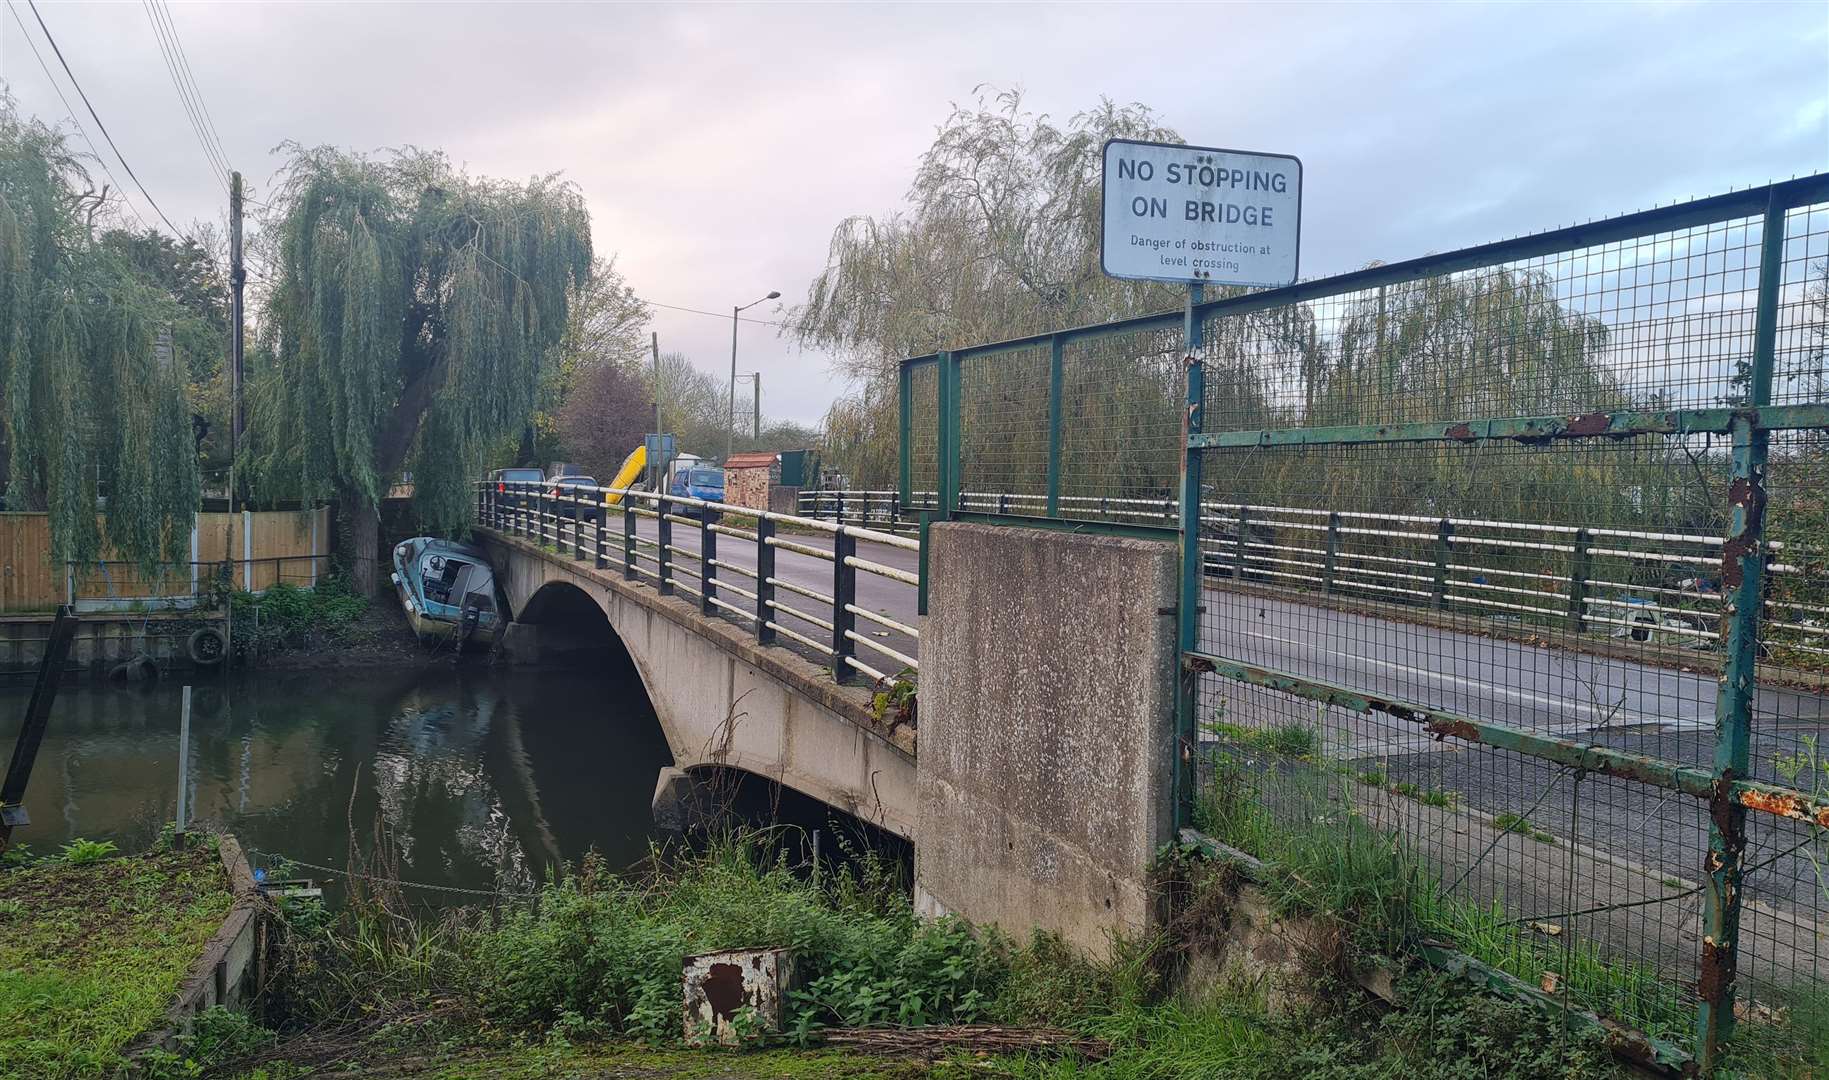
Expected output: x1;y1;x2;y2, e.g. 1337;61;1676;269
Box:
548;475;603;528
489;466;544;511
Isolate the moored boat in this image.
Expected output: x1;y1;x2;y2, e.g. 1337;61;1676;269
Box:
390;537;502;646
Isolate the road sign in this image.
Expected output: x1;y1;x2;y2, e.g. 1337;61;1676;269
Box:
1100;138;1302;288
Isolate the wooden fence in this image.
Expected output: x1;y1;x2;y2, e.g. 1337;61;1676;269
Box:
0;508;330;613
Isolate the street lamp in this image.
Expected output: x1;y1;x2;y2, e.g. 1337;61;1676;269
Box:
729;291;779;460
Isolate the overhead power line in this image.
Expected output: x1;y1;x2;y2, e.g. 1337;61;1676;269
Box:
141;0;228;194
23;0;185;236
3;0;151;231
147;0;232;181
641;297;793;330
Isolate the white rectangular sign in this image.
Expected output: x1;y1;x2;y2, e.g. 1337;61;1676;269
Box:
1100;138;1302;288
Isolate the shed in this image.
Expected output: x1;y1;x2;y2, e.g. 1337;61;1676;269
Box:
723;452;780;512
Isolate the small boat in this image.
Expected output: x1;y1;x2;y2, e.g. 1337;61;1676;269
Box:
390;537;502;647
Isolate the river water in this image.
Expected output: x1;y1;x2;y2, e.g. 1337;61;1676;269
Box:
0;664;676;896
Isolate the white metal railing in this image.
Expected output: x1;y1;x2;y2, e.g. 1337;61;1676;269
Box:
796;489;1829;659
476;480;920;684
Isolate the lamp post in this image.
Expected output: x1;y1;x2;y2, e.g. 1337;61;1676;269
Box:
729;292;779;461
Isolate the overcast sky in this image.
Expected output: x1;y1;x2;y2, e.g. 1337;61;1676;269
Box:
3;1;1825;426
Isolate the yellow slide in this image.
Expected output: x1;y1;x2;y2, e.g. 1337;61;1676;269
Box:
603;444;646;504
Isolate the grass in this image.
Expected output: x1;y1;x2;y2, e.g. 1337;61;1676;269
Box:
0;840;233;1078
1207;719;1320;760
1492;812;1558;845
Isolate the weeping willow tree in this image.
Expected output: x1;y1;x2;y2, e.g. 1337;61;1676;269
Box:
0;97;200;570
251;145;591;593
791;90;1197;486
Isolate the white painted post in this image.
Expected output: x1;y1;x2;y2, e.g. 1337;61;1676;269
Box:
176;685;192;844
241;510;253;591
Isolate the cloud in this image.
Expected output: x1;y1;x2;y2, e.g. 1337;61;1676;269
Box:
4;0;1823;431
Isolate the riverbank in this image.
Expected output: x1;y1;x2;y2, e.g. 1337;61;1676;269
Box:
0;838;233;1078
175;834;1649;1080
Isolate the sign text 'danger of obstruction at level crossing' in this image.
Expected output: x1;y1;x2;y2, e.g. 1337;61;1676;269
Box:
1100;138;1302;288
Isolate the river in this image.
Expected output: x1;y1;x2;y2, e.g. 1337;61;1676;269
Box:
0;665;677;897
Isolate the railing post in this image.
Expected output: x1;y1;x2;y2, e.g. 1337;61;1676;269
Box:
832;526;857;684
890;492;901;529
836;490;846;525
756;517;776;645
594;496;609;570
1567;528;1592;632
622;503;637;580
1323;512;1341;595
1234;506;1250;580
657;498;674;596
699;505;717;615
997;492;1009;516
1174;283;1206;834
536;484;548;546
1431;518;1453;611
571;492;584;560
1696;190;1783;1075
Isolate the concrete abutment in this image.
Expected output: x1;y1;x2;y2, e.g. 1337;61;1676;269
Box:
912;522;1179;959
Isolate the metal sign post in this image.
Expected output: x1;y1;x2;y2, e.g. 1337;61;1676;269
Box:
1099;137;1303;831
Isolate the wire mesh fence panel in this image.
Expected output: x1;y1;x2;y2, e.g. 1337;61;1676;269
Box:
906;359;941;513
957;344;1052;511
901;176;1829;1070
1056;325;1183;521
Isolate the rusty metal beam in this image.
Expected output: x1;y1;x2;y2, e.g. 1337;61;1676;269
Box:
1182;650;1829;826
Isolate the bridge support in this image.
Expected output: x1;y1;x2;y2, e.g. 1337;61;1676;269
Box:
914;523;1179;958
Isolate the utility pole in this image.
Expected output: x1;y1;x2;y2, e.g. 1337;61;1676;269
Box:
728;291;778;462
751;372;761;441
229;171;245;513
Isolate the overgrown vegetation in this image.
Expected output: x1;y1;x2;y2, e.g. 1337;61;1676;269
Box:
1193;749;1829;1076
140;827;1698;1079
225;574;371;657
0;839;231;1079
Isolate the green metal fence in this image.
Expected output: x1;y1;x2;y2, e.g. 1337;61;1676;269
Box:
901;174;1829;1074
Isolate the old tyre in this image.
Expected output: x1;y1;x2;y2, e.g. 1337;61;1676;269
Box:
187;626;227;666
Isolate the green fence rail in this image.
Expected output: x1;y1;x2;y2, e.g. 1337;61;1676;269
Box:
899;173;1829;1074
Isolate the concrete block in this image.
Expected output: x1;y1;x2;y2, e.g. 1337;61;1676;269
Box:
914;523;1179;959
683;947;798;1045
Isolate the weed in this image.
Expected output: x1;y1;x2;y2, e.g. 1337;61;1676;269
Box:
1209;720;1320;760
56;838;118;865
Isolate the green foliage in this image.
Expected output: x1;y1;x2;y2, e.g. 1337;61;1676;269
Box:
252;143;592;536
1207;719;1319;760
0;95;201;568
469;841;1009;1043
228;574;370;656
55;838;118;865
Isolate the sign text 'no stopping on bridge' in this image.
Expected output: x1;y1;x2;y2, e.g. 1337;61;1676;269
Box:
1100;137;1302;288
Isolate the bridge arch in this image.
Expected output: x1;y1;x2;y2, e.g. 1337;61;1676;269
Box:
484;534;918;838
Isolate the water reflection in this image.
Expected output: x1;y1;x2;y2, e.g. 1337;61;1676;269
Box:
0;664;674;896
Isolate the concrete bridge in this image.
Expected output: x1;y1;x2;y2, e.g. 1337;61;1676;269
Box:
480;527;920;839
474;486;1176;959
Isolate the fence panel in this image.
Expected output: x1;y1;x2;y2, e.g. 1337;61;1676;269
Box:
899;174;1829;1073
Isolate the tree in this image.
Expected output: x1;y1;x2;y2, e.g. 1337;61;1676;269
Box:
555;360;649;481
98;226;230;476
0;97;200;568
789;90;1192;487
251;144;591;593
